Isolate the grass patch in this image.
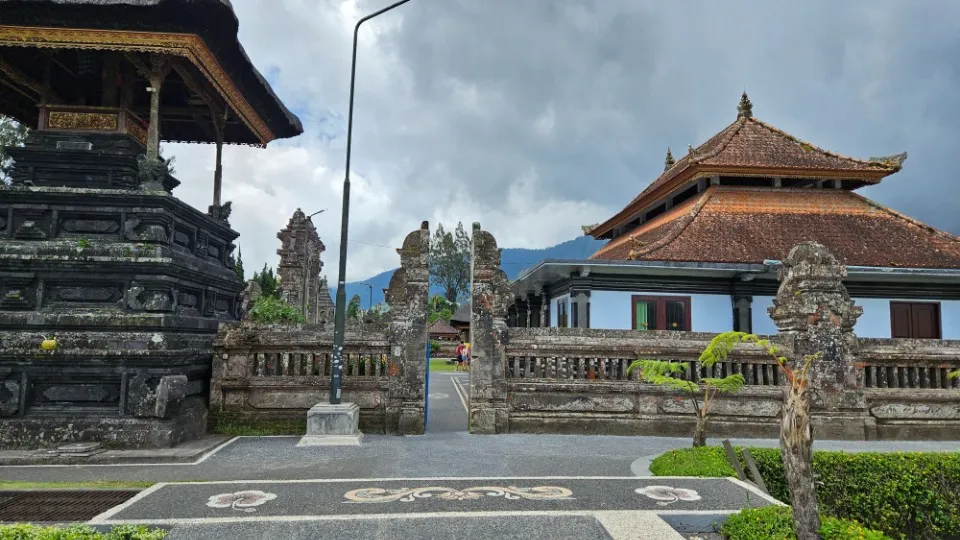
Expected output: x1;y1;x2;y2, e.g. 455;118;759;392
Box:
0;524;166;539
649;446;737;477
209;414;306;436
429;358;458;372
722;506;891;539
652;446;960;539
0;480;153;490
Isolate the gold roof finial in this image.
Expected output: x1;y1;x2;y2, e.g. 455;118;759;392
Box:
737;91;753;119
664;147;675;171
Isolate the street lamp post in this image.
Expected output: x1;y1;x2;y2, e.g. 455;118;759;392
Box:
363;283;373;311
330;0;413;405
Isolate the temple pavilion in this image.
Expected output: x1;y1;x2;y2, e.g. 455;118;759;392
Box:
509;93;960;340
0;0;302;448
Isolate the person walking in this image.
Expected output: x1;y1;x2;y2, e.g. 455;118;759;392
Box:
454;341;465;372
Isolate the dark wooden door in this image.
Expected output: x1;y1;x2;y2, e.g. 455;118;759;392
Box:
890;302;941;339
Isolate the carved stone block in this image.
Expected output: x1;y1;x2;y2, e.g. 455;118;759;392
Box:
12;210;51;240
0;274;36;310
60;215;121;235
124;282;174;312
123;214;171;244
127;374;184;419
0;377;21;417
154;375;188;419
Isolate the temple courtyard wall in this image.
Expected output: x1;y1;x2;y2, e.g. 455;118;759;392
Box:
470;224;960;440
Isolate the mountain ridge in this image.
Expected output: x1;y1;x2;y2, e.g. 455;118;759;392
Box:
339;235;606;308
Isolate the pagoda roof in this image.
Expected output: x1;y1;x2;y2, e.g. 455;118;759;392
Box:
428;319;461;337
591;186;960;269
588;94;905;238
0;0;302;145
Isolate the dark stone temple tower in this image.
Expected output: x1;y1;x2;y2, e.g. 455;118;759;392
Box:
0;0;302;447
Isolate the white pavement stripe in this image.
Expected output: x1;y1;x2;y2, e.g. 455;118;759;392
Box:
88;482;169;524
594;510;684;540
0;437;240;469
153;475;715;486
451;376;469;414
725;477;785;505
89;509;721;527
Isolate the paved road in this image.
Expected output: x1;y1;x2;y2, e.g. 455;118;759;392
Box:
426;371;470;433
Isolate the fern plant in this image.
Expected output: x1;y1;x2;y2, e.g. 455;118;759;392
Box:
703;331;825;538
627;357;745;448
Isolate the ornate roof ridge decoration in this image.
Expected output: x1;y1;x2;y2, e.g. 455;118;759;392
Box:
736;91;753;119
748;117;904;172
664;147;675;171
847;189;960;245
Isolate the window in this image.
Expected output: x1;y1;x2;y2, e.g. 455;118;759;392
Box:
557;298;568;328
632;296;691;331
890;302;941;339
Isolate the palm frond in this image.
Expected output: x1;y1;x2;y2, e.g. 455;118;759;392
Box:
645;375;699;393
702;374;746;393
627;359;687;377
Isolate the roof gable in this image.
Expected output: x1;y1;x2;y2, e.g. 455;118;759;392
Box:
589;93;906;238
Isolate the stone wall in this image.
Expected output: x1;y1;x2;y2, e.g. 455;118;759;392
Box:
470;228;960;440
211;223;431;434
0;131;241;449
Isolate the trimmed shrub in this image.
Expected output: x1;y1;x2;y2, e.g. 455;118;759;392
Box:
651;446;960;539
0;524;166;539
649;446;737;477
721;506;890;539
248;296;305;324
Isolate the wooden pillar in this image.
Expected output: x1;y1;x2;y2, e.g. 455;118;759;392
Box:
540;290;549;327
128;53;171;161
212;108;228;207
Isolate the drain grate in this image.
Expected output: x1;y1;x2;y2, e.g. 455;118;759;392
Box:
0;490;139;522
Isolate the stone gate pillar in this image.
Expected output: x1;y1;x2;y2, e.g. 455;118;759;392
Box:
768;242;873;439
469;223;511;434
276;209;325;322
383;222;430;435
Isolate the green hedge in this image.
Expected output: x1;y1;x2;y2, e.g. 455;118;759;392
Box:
721;506;890;539
651;447;960;539
0;524;166;539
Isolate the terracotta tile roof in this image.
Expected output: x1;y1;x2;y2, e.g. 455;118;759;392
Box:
589;97;906;238
591;187;960;269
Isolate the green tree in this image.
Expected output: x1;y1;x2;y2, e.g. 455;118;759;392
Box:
430;222;471;303
249;296;305;324
251;264;279;298
627;358;744;448
234;247;245;282
346;294;362;321
1;115;29;183
428;293;456;324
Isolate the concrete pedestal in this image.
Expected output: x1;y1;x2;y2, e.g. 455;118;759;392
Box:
296;402;364;447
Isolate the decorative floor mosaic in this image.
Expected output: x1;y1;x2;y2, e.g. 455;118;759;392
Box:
90;476;779;525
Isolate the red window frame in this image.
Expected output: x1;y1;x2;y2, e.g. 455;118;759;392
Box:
631;295;692;331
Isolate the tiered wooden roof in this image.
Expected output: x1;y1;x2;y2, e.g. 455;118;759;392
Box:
587;94;960;269
0;0;302;145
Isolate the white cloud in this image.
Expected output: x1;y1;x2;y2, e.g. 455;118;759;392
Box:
163;0;960;282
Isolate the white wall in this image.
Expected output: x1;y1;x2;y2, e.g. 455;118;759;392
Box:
589;290;733;332
550;294;570;327
752;296;960;339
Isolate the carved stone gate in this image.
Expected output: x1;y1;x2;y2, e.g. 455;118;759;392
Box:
212;219;431;435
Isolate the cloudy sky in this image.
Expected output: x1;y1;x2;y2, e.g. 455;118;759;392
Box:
166;0;960;282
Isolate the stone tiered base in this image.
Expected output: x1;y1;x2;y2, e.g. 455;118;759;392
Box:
0;132;241;448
